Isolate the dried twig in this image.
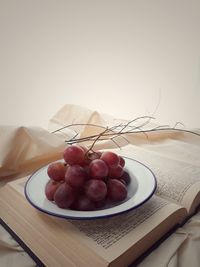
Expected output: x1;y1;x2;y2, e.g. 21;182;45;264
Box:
51;116;200;149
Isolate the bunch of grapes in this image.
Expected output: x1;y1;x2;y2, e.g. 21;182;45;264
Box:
45;145;131;211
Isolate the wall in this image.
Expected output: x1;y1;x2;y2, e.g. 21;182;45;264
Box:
0;0;200;128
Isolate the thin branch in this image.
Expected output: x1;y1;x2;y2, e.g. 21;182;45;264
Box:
51;123;107;134
111;136;128;149
86;127;110;154
173;121;185;128
52;118;200;150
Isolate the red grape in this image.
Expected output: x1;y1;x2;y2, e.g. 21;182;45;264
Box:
63;145;85;165
54;183;76;209
119;156;125;167
108;165;124;179
95;198;107;209
65;165;87;188
79;151;102;167
79;145;88;153
78;146;91;167
47;162;67;181
119;179;126;185
46;148;130;211
84;179;107;201
107;179;127;202
100;151;120;168
120;170;131;185
45;180;63;201
88;151;102;161
73;195;96;211
89;159;109;179
79;157;91;167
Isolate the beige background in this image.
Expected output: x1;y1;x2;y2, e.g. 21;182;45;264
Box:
0;0;200;128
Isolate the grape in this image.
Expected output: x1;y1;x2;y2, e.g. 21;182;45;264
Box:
63;145;85;165
119;179;126;185
119;156;125;167
47;162;67;181
84;179;107;201
107;179;127;202
120;170;131;185
89;159;108;179
108;165;124;179
100;151;120;168
78;146;91;166
45;180;63;201
79;145;88;153
73;195;96;211
46;148;130;211
79;157;91;167
65;165;87;188
54;183;76;209
95;198;107;209
79;151;102;167
88;151;102;161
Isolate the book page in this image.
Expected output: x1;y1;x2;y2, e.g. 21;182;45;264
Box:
6;177;187;267
119;145;200;212
69;195;168;250
142;139;200;166
8;176;28;195
53;195;186;266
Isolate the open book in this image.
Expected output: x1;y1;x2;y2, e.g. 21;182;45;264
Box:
0;141;200;267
